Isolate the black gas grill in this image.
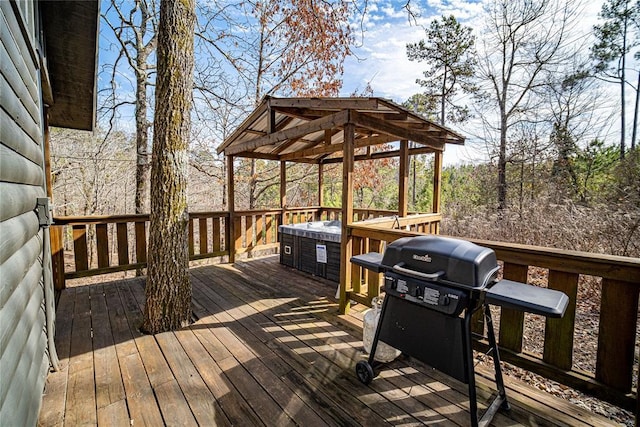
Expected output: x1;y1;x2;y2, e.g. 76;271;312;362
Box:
351;235;569;427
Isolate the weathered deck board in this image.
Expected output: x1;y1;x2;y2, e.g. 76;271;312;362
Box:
39;255;615;426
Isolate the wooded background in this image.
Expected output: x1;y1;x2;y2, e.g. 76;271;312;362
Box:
49;0;640;258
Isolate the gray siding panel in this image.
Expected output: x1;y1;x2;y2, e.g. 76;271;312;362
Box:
0;72;42;143
0;144;44;185
0;3;49;427
0;284;46;423
0;210;40;265
1;107;43;164
0;36;40;123
0;260;45;396
0;182;43;221
0;232;42;309
0;4;39;104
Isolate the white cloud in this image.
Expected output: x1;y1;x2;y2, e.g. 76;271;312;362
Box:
340;0;626;165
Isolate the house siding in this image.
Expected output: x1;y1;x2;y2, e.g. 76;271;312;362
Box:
0;1;50;426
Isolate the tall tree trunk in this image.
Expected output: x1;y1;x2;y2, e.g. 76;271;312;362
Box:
440;69;447;126
620;15;627;159
134;58;150;214
498;112;508;211
620;67;626;159
142;0;195;334
632;71;639;151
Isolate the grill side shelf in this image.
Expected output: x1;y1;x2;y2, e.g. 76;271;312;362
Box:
350;252;384;273
485;280;569;318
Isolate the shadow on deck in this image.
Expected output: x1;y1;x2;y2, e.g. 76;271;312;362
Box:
38;255;613;426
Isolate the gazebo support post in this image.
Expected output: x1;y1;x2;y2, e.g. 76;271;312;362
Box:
318;163;324;219
339;122;355;315
399;140;409;218
280;161;287;224
433;150;443;234
227;155;236;263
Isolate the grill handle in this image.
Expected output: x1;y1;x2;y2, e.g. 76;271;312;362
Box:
392;263;444;281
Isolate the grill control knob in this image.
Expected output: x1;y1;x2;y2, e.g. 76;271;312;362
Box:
385;276;396;289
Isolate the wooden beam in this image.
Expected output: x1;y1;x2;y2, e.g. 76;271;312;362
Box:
44;110;53;198
280;133;394;161
268;97;379;110
321;145;436;165
269;106;276;133
231;151;281;161
217;101;268;154
227;155;236;263
351;110;448;149
318;163;324;206
339;123;355;315
324;129;332;144
399;140;409;217
225;110;350;156
270;137;301;155
280;161;287;223
433;150;443;234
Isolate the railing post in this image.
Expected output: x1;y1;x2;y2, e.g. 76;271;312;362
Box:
432;150;443;234
339;122;355;314
596;279;639;393
227;155;236;263
498;263;528;352
543;271;579;370
50;225;65;290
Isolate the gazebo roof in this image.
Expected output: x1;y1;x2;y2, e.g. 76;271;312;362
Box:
217;97;465;163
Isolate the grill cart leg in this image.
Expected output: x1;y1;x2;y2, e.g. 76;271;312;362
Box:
463;307;480;427
476;304;510;427
355;295;391;385
484;304;510;410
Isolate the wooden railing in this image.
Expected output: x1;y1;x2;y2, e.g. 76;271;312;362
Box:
51;207;324;289
341;220;640;416
50;208;639;417
319;207;431;223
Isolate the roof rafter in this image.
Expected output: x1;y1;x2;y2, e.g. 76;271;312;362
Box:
224;109;351;156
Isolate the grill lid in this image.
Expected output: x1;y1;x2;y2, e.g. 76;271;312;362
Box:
381;235;499;289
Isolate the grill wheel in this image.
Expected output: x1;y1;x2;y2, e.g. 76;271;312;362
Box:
355;360;374;385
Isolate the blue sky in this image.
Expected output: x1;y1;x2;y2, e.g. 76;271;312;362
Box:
338;0;608;165
97;0;623;166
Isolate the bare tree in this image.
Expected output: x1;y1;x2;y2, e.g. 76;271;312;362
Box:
591;0;640;158
198;0;355;209
546;59;615;201
142;0;195;334
476;0;576;211
101;0;158;214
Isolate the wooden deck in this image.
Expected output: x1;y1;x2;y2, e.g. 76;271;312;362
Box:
38;255;614;427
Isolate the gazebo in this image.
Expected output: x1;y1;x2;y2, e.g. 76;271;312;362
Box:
217;96;465;313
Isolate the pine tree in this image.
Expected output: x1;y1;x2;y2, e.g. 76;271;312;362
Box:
406;15;477;126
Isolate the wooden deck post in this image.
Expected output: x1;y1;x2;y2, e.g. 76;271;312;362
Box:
280;161;287;224
318;163;324;212
339;121;355;315
227;155;236;263
44;112;67;290
432;150;443;234
399;139;409;218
